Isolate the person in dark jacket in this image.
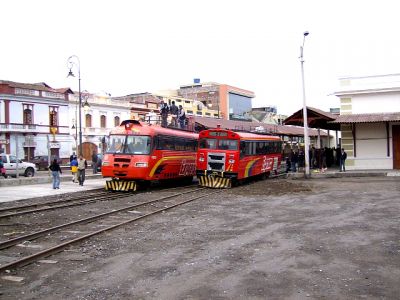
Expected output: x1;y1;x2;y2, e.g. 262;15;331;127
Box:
290;150;298;172
49;158;62;189
159;100;169;127
178;105;186;129
91;151;98;174
339;148;347;172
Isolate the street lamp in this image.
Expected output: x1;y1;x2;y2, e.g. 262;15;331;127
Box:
300;31;310;177
67;55;90;156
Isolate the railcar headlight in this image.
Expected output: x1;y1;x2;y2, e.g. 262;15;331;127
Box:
102;161;109;166
135;162;148;167
229;159;235;164
199;157;205;162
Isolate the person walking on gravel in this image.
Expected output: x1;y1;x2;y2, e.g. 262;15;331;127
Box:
77;155;87;186
49;158;62;189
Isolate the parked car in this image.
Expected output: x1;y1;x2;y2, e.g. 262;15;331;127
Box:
0;154;37;177
32;155;50;171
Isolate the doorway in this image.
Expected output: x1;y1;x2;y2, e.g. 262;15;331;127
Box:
24;147;35;162
393;125;400;169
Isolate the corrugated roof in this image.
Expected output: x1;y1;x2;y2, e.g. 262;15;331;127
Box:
193;116;327;137
330;112;400;123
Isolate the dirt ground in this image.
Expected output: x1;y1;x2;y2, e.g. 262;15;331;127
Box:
1;177;400;299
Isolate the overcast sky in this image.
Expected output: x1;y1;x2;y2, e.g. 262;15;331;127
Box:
1;0;400;115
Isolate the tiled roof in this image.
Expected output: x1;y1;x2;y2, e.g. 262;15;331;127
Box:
283;106;340;131
0;80;71;94
330;112;400;123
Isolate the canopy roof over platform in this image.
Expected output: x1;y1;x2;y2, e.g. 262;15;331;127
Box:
283;106;340;131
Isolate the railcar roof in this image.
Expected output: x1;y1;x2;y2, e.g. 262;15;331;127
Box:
109;120;198;138
200;128;281;140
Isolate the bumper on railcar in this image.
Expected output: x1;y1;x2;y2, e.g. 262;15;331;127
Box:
105;179;137;192
197;175;232;188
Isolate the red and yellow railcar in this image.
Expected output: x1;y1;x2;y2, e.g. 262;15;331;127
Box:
196;128;282;188
102;120;198;191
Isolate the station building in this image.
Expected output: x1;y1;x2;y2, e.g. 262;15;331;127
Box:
332;74;400;170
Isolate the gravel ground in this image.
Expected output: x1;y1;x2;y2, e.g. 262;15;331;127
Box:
1;177;399;299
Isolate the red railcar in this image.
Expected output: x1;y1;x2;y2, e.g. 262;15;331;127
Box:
196;128;282;188
102;120;198;191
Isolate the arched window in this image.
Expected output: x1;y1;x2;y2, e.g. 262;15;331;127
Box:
85;114;92;127
114;116;120;127
100;115;107;128
23;104;33;124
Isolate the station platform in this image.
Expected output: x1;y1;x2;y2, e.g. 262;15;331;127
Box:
286;168;400;179
0;168;398;203
0;173;107;203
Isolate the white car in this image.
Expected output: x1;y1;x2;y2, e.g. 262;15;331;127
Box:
0;154;37;177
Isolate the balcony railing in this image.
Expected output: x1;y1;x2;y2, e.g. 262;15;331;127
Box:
0;123;37;132
0;123;69;134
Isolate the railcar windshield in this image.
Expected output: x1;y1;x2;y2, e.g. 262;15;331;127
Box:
199;138;238;150
106;135;151;154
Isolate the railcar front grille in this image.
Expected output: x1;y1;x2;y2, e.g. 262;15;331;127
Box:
207;152;226;171
114;158;131;163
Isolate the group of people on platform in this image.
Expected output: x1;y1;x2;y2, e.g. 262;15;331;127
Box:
286;146;347;173
48;151;101;190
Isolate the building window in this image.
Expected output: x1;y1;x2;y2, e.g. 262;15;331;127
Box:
86;114;92;127
100;115;107;128
23;104;33;124
114;116;120;127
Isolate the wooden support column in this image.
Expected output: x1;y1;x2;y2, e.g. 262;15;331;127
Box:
386;122;390;157
352;123;356;157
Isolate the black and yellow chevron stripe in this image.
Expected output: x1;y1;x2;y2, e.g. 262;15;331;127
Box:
105;180;137;192
198;176;232;188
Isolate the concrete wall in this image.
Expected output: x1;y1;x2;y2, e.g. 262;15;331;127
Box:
351;92;400;114
350;123;393;170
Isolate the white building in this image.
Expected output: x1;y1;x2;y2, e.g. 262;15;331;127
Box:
0;80;132;163
68;92;131;159
332;74;400;170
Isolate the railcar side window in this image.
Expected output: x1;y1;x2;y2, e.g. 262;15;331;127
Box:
218;139;238;150
156;135;196;151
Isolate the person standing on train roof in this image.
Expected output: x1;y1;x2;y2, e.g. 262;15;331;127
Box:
159;99;169;127
178;105;186;129
169;100;179;127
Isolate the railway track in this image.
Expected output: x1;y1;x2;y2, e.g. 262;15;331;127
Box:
0;184;197;219
0;186;222;272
